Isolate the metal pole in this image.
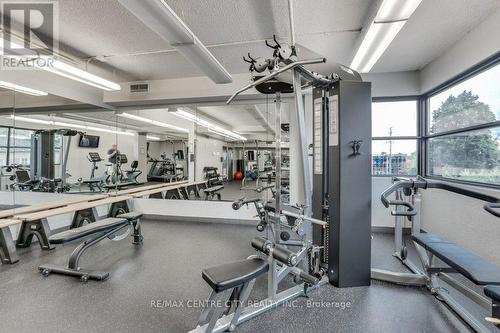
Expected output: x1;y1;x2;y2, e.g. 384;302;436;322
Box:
292;69;313;218
288;0;296;46
61;135;72;190
269;92;282;299
274;92;282;217
255;140;260;186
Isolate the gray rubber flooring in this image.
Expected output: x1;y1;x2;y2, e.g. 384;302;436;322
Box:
0;220;478;333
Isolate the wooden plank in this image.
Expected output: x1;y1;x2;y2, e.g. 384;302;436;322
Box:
0;194;109;219
16;195;132;222
109;180;189;196
0;219;22;228
131;181;207;198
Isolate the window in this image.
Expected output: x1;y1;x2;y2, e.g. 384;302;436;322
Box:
9;128;33;167
429;63;500;134
372;100;419;176
0;127;34;167
426;61;500;186
54;134;62;165
428;127;500;185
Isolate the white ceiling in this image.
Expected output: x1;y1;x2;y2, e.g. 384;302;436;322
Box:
51;0;500;81
372;0;500;72
4;0;500;139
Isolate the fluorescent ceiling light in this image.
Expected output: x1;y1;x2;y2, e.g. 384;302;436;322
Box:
146;135;161;141
118;112;189;133
9;115;135;136
1;37;121;91
118;0;232;84
42;60;121;91
172;109;247;141
208;128;239;141
350;0;422;73
0;80;48;96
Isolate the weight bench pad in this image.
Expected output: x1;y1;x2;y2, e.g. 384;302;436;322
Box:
117;211;143;221
49;217;127;244
204;185;224;193
202;258;269;293
413;233;500;285
485;286;500;302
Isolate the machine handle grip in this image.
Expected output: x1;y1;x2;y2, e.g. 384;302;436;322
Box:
390;201;417;217
380;181;417;216
484;203;500;218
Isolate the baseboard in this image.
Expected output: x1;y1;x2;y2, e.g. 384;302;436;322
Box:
143;214;257;226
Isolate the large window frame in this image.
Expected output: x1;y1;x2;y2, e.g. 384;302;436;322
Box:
421;52;500;189
372;53;500;188
372;96;422;177
0;126;34;167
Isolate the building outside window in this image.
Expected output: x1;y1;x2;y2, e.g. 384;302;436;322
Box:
372;100;418;176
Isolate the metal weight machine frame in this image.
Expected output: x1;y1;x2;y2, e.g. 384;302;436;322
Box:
191;36;344;333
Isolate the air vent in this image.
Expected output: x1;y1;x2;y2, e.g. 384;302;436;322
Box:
130;83;149;93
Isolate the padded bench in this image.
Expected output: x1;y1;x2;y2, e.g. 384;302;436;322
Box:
202;184;224;201
413;233;500;285
0;195;132;265
195;258;268;332
39;211;143;282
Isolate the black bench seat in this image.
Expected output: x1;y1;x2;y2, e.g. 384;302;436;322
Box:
413;233;500;285
203;185;224;200
202;258;269;293
49;217;127;244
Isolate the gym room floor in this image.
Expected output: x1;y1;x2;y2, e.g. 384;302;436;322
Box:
0;218;478;333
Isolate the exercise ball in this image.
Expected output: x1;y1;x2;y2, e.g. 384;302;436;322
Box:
234;171;243;180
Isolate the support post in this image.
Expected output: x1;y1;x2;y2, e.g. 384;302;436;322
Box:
292;69;313;218
0;227;19;264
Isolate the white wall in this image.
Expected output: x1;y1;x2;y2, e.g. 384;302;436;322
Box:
420;8;500;93
420;184;500;266
195;135;225;181
63;130;138;182
362;71;420;97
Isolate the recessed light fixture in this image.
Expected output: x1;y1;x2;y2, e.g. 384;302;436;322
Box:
172;109;246;141
9;115;135;136
43;60;121;91
1;37;121;91
117;112;189;133
350;0;422;73
0;80;48;96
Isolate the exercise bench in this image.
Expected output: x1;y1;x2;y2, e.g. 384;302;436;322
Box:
194;257;269;333
200;182;224;201
413;232;500;331
39;211;143;282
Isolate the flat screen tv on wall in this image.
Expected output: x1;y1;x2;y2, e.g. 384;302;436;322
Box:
78;134;100;148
